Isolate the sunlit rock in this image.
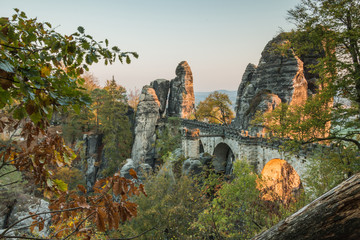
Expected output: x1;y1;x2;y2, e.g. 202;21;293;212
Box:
233;33;320;130
167;61;195;119
259;158;302;205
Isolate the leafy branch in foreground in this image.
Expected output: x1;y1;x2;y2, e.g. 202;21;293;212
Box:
0;9;141;239
0;8;138;127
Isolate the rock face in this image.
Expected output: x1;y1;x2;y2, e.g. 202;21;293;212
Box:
84;133;103;191
233;34;318;131
168;61;195;119
150;79;170;116
131;86;160;166
130;61;195;167
0;193;50;237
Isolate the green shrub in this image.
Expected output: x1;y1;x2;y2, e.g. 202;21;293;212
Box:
112;168;207;239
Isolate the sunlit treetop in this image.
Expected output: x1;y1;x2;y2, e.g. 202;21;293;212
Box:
0;9;138;126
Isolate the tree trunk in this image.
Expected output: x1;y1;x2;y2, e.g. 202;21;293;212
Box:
253;173;360;240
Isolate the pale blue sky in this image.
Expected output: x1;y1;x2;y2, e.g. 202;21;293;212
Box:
0;0;300;92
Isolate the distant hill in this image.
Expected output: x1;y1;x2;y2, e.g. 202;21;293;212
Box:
194;90;237;110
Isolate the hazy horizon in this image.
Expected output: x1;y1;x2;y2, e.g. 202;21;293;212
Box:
0;0;300;92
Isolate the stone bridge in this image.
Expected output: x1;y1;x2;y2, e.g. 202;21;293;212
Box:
181;119;321;181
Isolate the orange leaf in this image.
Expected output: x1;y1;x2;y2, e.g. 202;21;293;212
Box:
30;222;36;233
78;184;87;194
113;179;120;196
38;220;44;231
96;209;106;232
139;184;147;197
129;168;138;179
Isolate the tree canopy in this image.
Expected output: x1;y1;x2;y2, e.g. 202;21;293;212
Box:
195;91;234;125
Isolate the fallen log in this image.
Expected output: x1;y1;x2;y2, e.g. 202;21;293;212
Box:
253;173;360;240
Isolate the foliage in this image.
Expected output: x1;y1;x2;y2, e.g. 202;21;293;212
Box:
53;166;85;191
304;145;360;199
0;9;137;127
61;73;99;144
98;78;133;176
61;77;133;178
192;160;305;239
115;169;207;240
62;105;95;144
0;118;77;198
155;117;182;162
128;87;140;111
193;161;262;239
47;170;146;239
0;164;27;203
195;91;234;125
0;9;140;239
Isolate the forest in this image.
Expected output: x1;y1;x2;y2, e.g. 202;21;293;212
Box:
1;0;360;239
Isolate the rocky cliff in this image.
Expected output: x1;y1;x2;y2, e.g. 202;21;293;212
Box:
233;34;320;131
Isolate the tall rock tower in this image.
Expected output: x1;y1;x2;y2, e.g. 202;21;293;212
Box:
167;61;195;119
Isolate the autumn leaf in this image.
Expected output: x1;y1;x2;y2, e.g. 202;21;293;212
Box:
77;184;87;194
139;184;147;197
129;168;138;179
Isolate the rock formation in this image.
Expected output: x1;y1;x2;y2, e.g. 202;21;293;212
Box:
131;85;160;166
127;61;195;168
168;61;195;119
150;79;170;116
233;34;319;131
0;194;50;237
84;133;103;191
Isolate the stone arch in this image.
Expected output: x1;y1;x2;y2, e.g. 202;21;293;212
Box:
259;158;303;205
213;142;235;174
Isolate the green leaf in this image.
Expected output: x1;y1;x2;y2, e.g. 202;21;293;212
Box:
13;107;26;120
126;55;131;64
72;104;80;114
54;179;68;192
51;41;61;52
0;17;8;25
20;11;27;19
111;46;120;53
105;39;109;47
14;8;19;13
29;110;42;123
132;52;139;59
77;26;85;34
44;22;52;28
